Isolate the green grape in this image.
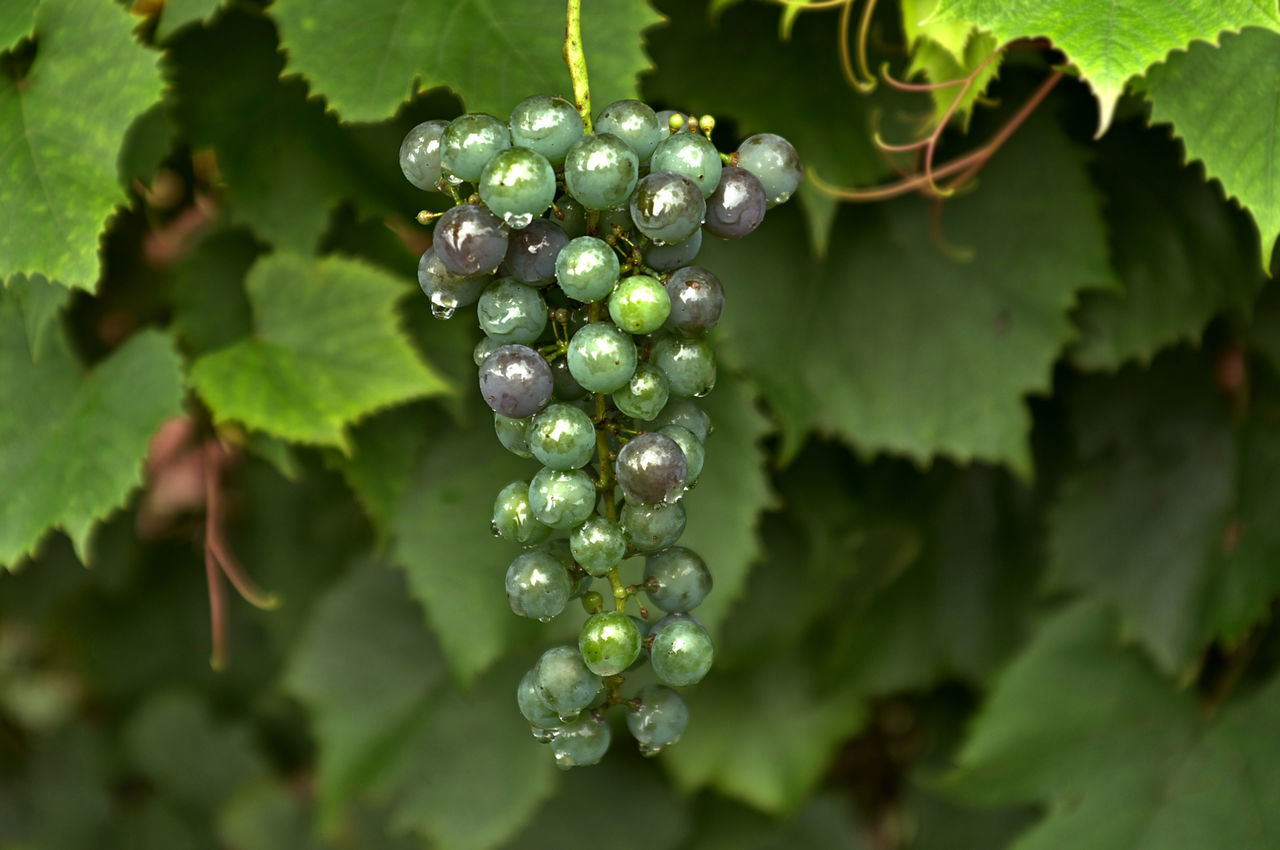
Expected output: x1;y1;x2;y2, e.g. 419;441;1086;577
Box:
581;589;604;613
477;278;548;345
479;147;557;228
492;481;553;546
598;204;636;239
440;113;511;183
535;645;602;719
528;467;597;529
506;550;571;620
644;546;712;613
650;335;716;398
554;236;620;302
564;133;639;210
569;516;627;576
473;335;502;367
518;667;564;731
608;274;670;334
494;413;533;458
595;99;663;161
567;323;637;393
550;712;611;768
659;424;703;483
627;685;689;755
620;500;687;553
579;611;643;676
736;132;803;207
399;119;449;191
648;614;714;687
551;356;588;401
612;362;669;421
651;398;710;442
649;132;722;197
509;94;584;165
552;193;589;237
528;403;597;470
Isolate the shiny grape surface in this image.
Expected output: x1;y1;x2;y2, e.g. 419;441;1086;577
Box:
399;95;799;766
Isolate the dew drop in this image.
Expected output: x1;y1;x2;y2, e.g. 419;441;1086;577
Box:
554;751;576;769
639;743;662;757
538;615;554;623
530;725;555;744
430;294;458;320
490;521;502;538
504;211;535;229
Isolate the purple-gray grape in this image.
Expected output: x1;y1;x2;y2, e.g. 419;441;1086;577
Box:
703;166;766;239
630;171;705;244
663;266;724;337
433;203;509;277
478;344;554;418
503;218;569;286
616;432;687;505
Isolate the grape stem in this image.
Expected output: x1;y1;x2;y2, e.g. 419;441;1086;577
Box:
563;0;593;133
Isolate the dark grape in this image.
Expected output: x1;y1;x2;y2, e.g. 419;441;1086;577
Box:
703;166;766;239
503;219;569;286
433;203;509;277
663;266;724;337
417;247;489;319
630;171;706;244
616;432;687;505
478;344;553;418
643;229;702;271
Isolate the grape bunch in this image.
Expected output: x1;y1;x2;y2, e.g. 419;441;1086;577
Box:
399;94;800;767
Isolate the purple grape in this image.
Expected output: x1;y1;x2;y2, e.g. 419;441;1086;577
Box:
616;432;687;505
630;171;705;245
703;166;766;239
663;266;724;337
478;344;554;418
502;218;569;286
433;203;508;277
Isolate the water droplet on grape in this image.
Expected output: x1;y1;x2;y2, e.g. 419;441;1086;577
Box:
639;743;662;757
430;294;458;319
530;725;555;743
490;522;502;538
554;751;576;769
504;211;535;229
538;615;553;623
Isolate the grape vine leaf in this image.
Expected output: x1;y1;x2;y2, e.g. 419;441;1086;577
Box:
947;603;1280;849
326;405;433;539
169;227;259;357
1072;120;1266;370
901;0;1002;129
372;656;558;850
285;559;447;826
154;0;223;42
1144;27;1280;268
270;0;662;122
0;295;184;568
0;0;163;291
4;274;69;360
663;651;867;814
166;9;419;254
683;792;872;850
391;416;543;683
932;0;1280;134
702;114;1116;472
1048;352;1280;674
675;374;775;635
189;253;450;449
0;0;36;50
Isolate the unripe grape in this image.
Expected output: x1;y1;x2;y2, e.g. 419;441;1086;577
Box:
596;99;663;161
440;113;511;183
399;119;449;190
648;614;714;687
509;94;584;165
579;611;643;676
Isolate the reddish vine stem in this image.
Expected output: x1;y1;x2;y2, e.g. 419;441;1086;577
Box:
809;70;1063;202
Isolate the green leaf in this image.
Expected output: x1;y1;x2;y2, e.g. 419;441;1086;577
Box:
663;650;867;813
703;114;1116;472
326;405;432;538
391;417;541;682
285;559;446;826
948;603;1280;849
683;792;871;850
374;655;558;850
0;0;36;50
1072;120;1266;370
901;0;1002;129
0;0;163;290
270;0;662;122
1144;27;1280;267
165;9;418;253
933;0;1280;133
645;0;891;256
155;0;223;42
0;300;184;567
123;690;267;809
217;781;325;850
4;273;69;359
189;253;450;449
1047;353;1280;673
170;227;259;357
676;374;774;634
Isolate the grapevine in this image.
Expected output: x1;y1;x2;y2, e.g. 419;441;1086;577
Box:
397;0;801;766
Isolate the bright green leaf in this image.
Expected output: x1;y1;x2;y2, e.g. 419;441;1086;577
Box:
271;0;662;122
663;651;866;813
1048;353;1280;673
0;299;184;568
155;0;223;42
0;0;163;290
933;0;1280;133
189;253;450;449
0;0;36;50
1144;27;1280;267
1072;120;1266;370
4;273;69;360
676;374;775;634
285;559;446;826
391;417;542;683
703;115;1116;472
901;0;1002;128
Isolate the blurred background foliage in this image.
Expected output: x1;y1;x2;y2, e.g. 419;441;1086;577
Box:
2;0;1280;847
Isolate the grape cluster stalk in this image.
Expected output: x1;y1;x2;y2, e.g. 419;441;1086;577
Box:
399;91;800;767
